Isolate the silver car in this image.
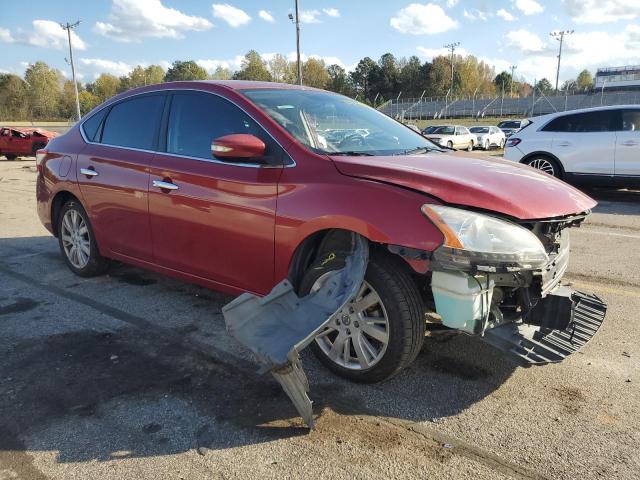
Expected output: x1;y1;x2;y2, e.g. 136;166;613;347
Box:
470;126;506;150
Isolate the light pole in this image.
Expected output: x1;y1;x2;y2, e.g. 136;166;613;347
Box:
60;20;81;121
288;1;302;85
443;42;460;95
472;87;479;118
509;65;517;98
550;30;573;94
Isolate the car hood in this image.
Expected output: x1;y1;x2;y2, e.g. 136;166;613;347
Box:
330;152;596;220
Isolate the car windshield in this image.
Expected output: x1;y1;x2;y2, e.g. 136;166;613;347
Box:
431;126;455;135
241;88;439;155
498;121;521;128
422;126;437;134
469;127;489;133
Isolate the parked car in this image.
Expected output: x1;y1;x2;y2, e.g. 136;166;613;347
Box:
36;81;606;383
497;120;527;137
422;125;438;135
404;123;422;134
0;127;58;160
503;105;640;186
422;125;476;151
469;126;506;150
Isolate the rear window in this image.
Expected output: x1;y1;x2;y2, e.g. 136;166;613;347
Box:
542;110;616;133
470;127;489;133
498;121;521;129
432;126;454;135
101;94;165;149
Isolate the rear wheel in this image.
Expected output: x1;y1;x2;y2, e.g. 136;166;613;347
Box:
301;250;425;383
466;141;473;152
5;154;17;161
484;139;490;150
447;141;453;149
525;156;562;178
499;139;505;149
32;143;46;156
57;200;110;277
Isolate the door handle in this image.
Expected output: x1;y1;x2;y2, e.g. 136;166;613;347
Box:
621;140;638;146
80;167;98;177
557;142;571;147
152;180;179;191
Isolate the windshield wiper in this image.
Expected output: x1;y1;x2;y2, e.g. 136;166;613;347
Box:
330;151;375;156
397;146;439;155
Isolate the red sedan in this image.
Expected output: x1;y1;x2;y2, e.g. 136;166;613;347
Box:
0;127;58;160
36;81;606;382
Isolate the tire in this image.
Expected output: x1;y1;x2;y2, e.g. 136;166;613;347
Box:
499;139;505;149
447;141;453;149
524;155;562;178
5;154;17;161
466;141;473;152
484;140;490;151
301;249;425;383
57;200;110;277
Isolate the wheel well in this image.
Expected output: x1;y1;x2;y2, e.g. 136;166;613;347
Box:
51;191;80;237
520;152;565;178
287;228;417;294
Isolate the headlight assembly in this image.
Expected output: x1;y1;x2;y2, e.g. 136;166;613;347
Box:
422;205;549;272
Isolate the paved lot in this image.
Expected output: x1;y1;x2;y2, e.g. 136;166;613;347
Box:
1;156;639;479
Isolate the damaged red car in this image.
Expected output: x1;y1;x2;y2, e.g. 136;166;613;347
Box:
36;81;606;384
1;127;58;160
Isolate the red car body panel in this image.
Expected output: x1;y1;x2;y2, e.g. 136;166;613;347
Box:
1;127;58;156
36;81;595;298
331;153;597;220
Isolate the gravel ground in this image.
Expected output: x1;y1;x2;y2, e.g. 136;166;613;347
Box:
0;156;638;480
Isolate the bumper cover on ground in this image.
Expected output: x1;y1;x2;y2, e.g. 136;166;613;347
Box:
482;289;607;365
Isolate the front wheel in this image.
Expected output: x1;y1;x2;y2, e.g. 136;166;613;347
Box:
4;154;17;161
57;200;110;277
466;141;473;152
484;140;490;150
447;141;453;149
302;250;425;383
525;156;562;178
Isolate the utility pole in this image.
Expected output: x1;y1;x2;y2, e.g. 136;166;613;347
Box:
550;30;573;94
443;42;460;96
509;65;517;98
288;1;302;85
60;20;81;121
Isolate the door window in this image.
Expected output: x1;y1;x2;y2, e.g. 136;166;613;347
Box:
542;110;616;132
101;94;165;150
81;107;108;142
621;109;640;131
165;92;280;164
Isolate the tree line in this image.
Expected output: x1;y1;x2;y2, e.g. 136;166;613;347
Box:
0;50;595;121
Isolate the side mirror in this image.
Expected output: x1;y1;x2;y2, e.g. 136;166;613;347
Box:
211;134;265;160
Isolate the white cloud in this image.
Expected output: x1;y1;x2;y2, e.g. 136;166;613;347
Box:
323;8;340;18
513;0;544;15
94;0;212;42
299;10;322;23
258;10;275;23
497;9;516;21
79;58;133;78
196;56;245;72
416;46;469;60
0;20;87;50
446;0;459;6
390;3;458;35
564;0;640;24
463;9;489;21
504;29;546;52
212;3;251;27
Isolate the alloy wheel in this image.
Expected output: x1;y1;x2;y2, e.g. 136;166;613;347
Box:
313;279;390;370
528;158;556;176
60;209;91;269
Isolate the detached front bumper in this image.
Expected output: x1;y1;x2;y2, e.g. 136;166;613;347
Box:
481;288;607;365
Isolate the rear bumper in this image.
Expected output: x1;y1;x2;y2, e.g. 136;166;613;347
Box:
482;288;607;365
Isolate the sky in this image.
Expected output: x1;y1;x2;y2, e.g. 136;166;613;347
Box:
1;0;640;85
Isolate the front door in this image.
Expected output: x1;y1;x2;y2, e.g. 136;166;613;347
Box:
148;91;284;295
615;108;640;176
77;93;166;262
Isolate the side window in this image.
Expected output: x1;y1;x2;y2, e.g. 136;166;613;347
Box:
621;109;640;131
543;111;615;133
101;94;165;149
81;108;108;142
166;92;281;164
454;127;461;135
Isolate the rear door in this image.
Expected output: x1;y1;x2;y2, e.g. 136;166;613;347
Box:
545;110;616;175
614;108;640;176
77;93;166;262
148;91;283;295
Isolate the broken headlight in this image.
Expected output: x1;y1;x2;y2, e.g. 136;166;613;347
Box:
422;205;548;272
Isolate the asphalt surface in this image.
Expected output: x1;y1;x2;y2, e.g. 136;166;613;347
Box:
0;155;639;479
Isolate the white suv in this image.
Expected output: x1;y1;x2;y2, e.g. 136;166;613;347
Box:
503;105;640;186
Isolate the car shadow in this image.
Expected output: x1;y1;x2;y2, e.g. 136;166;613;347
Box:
584;187;640;217
0;236;517;464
